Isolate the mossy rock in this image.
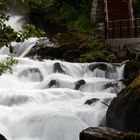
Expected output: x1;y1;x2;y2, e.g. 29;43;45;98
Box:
124;61;140;86
106;75;140;132
128;75;140;89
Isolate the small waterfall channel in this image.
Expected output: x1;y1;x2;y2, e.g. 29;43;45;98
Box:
0;14;125;140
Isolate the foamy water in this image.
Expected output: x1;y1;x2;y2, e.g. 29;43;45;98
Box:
0;14;125;140
0;55;125;140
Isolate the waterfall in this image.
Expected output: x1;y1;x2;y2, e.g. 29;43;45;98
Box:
5;14;25;32
0;56;125;140
1;13;38;57
0;15;125;140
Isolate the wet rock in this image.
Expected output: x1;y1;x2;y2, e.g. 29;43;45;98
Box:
19;68;43;82
0;134;7;140
106;75;140;132
53;62;65;74
48;79;59;88
26;38;65;59
104;82;118;89
75;79;86;90
80;126;140;140
26;32;91;62
80;126;122;140
89;63;107;71
84;98;100;105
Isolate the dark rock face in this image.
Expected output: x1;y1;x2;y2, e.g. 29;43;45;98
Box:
26;37;83;62
106;76;140;132
0;134;7;140
53;62;65;74
89;63;107;71
80;126;140;140
84;98;100;105
26;38;65;60
124;61;140;85
80;126;122;140
75;79;86;90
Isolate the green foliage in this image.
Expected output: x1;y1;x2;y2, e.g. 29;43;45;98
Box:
133;0;140;17
74;16;91;32
15;0;105;62
0;0;45;53
60;3;78;21
19;24;45;41
78;0;92;17
0;56;18;75
0;15;18;51
0;17;44;53
16;0;56;8
0;0;45;75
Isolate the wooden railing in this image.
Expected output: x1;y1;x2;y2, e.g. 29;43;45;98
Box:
105;18;140;39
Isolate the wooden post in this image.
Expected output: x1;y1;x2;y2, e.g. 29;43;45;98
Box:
112;21;115;38
134;19;137;37
120;20;122;38
105;21;108;39
127;20;130;38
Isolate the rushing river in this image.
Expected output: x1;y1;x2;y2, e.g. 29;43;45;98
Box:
0;15;125;140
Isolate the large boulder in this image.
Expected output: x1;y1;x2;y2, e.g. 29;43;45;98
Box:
80;126;140;140
0;134;7;140
80;126;122;140
25;36;83;61
106;75;140;132
26;38;65;59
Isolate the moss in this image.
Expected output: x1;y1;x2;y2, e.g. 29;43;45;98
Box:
128;75;140;89
121;132;140;140
80;52;94;62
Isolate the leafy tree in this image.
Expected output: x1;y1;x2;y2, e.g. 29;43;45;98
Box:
0;0;45;74
0;0;45;51
0;56;18;75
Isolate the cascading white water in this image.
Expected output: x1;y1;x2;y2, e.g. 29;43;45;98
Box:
1;13;38;57
5;14;25;32
0;55;125;140
0;15;125;140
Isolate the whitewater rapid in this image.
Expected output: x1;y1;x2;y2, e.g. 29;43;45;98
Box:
0;13;125;140
0;54;125;140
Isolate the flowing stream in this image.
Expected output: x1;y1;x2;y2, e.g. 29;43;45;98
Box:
0;14;125;140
